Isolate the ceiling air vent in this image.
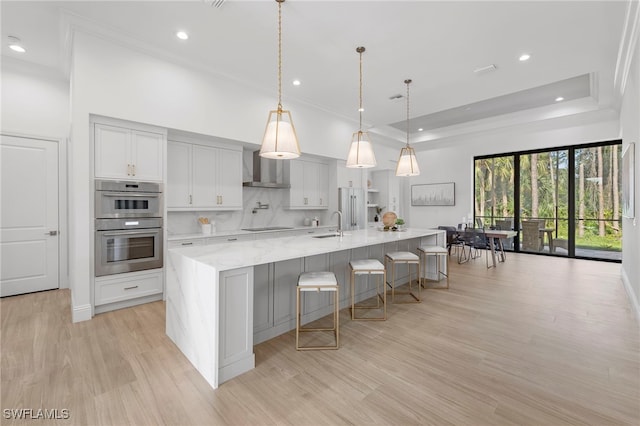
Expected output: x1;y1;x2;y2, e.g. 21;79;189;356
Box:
473;64;497;75
204;0;225;8
389;94;403;100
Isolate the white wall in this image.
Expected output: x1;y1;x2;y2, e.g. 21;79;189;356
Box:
619;30;640;321
1;58;71;291
1;58;69;138
406;111;620;229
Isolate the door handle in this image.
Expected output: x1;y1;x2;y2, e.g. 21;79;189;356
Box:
45;230;58;236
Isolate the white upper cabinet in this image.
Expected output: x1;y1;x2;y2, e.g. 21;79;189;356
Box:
217;148;243;208
167;140;242;211
285;158;329;209
94;123;164;182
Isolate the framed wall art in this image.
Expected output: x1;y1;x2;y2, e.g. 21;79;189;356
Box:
411;182;455;206
622;142;635;218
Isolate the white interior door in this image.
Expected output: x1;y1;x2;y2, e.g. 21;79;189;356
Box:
1;135;59;297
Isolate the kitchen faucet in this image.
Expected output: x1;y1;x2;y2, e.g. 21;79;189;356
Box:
332;210;343;237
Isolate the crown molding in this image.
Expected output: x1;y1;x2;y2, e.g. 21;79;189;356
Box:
614;0;640;101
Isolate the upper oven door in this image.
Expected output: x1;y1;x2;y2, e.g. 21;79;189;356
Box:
95;191;162;218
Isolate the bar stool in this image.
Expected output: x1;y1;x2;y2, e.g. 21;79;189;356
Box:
349;259;386;321
417;245;449;289
296;271;339;351
384;251;421;303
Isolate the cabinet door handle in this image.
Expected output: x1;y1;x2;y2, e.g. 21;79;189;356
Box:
220;195;223;205
181;242;193;246
304;197;308;205
189;195;193;205
132;164;136;176
227;238;237;241
320;198;323;205
124;285;139;290
127;164;131;176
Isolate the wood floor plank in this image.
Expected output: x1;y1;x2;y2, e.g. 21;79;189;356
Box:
1;253;638;425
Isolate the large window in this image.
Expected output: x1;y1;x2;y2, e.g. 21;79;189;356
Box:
475;140;621;262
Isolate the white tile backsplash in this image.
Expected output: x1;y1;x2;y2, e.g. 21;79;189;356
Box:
167;187;331;235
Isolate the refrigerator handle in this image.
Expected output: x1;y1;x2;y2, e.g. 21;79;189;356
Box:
351;195;356;226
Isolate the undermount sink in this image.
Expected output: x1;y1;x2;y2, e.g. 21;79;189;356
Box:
241;226;294;232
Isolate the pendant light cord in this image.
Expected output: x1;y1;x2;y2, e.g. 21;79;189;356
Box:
359;48;363;133
277;0;283;110
405;79;412;147
356;46;366;139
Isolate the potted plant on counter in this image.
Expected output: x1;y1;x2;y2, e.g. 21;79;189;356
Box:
395;218;405;230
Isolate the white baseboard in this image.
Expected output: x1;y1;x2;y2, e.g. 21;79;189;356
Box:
72;303;92;323
621;267;640;324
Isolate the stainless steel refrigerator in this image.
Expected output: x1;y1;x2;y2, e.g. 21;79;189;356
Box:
338;188;365;230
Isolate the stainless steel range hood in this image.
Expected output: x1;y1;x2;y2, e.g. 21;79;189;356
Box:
242;151;291;189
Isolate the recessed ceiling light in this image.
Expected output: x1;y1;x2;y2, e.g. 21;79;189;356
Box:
176;31;189;40
519;54;531;62
292;80;301;86
555;96;564;102
7;36;25;53
418;128;424;132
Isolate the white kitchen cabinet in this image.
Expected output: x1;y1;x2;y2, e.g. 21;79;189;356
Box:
285;158;329;209
94;123;164;182
273;258;303;327
94;269;163;314
167;238;205;249
253;263;273;335
218;267;254;384
206;234;254;244
167;140;242;211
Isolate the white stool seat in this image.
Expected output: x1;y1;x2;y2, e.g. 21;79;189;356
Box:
350;259;385;274
298;271;338;291
385;251;419;261
417;245;448;254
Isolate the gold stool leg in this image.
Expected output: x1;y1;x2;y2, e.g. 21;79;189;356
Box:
352;269;386;321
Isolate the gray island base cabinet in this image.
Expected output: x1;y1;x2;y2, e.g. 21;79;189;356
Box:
166;228;444;389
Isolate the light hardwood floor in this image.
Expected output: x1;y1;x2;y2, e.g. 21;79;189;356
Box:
2;253;639;425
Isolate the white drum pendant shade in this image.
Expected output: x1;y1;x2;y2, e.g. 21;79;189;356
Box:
395;78;420;177
346;131;376;168
395;146;420;176
260;109;300;159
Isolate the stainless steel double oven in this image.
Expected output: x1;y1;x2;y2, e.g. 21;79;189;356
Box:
95;180;163;277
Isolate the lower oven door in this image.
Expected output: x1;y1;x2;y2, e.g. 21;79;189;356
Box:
95;228;163;276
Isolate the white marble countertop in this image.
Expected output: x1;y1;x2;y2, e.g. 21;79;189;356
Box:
167;225;335;241
169;227;442;272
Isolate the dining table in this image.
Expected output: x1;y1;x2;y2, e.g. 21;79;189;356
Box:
482;229;518;268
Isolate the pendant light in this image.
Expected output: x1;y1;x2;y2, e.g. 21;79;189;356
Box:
259;0;300;159
395;79;420;176
346;46;377;168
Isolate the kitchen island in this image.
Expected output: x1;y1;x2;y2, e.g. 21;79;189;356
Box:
166;227;445;389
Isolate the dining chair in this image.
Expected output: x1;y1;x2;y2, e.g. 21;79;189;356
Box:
495;219;514;250
438;225;463;256
521;220;542;251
